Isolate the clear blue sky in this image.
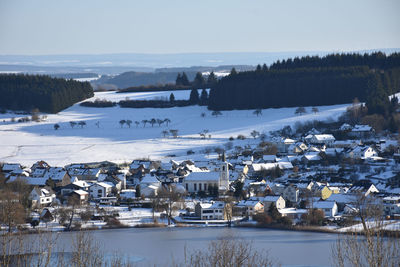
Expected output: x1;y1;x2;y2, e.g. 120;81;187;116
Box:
0;0;399;55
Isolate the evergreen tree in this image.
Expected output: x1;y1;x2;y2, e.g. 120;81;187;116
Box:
193;72;206;88
200;89;208;105
175;73;182;86
189;89;200;104
207;71;218;87
262;64;268;72
169;93;175;102
256;64;262;73
230;68;237;76
181;72;190;86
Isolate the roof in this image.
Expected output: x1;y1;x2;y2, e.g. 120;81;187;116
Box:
184;171;220;182
352;124;372;132
263;195;282;202
312;201;336;209
140;174;161;184
91;182;113;188
313;134;335;141
73;189;88;195
236;200;262;207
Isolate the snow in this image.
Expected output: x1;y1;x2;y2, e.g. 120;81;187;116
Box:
0;90;350;166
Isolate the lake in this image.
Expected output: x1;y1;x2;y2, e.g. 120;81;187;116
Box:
51;227;338;266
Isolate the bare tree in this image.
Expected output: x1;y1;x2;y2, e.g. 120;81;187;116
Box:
156;185;184;225
170;129;178;138
312;107;319;114
162;130;169;138
70;121;77;128
211;111;222;117
332;193;400;267
141;119;148;128
54;124;60;130
157;119;163;127
119;120;126;128
150;118;156;127
295;107;306;115
250;130;260;139
178;234;275;267
253;109;262;116
78;121;86;128
95;121;100;128
0;190;26;232
135;121;140;128
164;118;171;126
126;119;132;128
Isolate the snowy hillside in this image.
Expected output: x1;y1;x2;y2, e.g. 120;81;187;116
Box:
0;90;349;166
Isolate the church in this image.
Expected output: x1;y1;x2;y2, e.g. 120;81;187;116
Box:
183;160;230;194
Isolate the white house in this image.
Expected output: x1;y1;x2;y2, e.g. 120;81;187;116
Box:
348;146;378;159
263;195;286;210
29;187;56;208
89;182;113;199
194;201;228;220
311;201;338;217
383;196;400;216
235;200;264;216
308;134;335;146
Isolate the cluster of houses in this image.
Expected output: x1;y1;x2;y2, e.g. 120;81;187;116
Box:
1;122;400;226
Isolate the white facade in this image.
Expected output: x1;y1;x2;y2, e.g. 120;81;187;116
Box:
89;182;113;198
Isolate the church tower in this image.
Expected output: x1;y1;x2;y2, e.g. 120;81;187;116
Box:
219;152;229;191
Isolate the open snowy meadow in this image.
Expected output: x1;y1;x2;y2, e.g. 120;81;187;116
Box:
0;90;350;166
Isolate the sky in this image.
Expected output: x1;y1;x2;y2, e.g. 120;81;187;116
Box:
0;0;399;55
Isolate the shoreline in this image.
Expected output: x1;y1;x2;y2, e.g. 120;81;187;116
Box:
3;220;399;238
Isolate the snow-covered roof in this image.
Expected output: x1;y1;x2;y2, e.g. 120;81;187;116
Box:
2;163;22;172
91;182;113;188
140;174;160;184
263;195;282;202
236;200;262;207
311;201;336;209
313;134;335;141
184;171;219;182
352;124;372;132
73;189;88;195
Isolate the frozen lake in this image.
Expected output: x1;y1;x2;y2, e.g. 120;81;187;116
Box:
49;227;337;266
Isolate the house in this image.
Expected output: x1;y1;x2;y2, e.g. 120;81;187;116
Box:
279;208;307;221
263;195;285;210
235;200;264;216
274;137;296;154
29;187;56;208
288;142;308;155
349;124;374;139
383;196;400;216
194;201;230;220
347;146;378;159
308;134;335;146
310;201;338;217
68;168;102;181
69;190;89;204
301;152;322;164
314;185;333;200
183;161;230;193
2;163;23;173
349;180;379;196
89;182;113;199
282;184;300;203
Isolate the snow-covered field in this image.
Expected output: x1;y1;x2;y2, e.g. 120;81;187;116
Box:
0;90;350;166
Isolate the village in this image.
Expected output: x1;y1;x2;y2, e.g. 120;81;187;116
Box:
1;121;400;233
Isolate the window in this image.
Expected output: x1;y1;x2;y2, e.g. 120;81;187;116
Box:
185;184;188;191
204;184;207;191
199;183;202;191
46;198;50;202
194;183;197;191
98;189;102;194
